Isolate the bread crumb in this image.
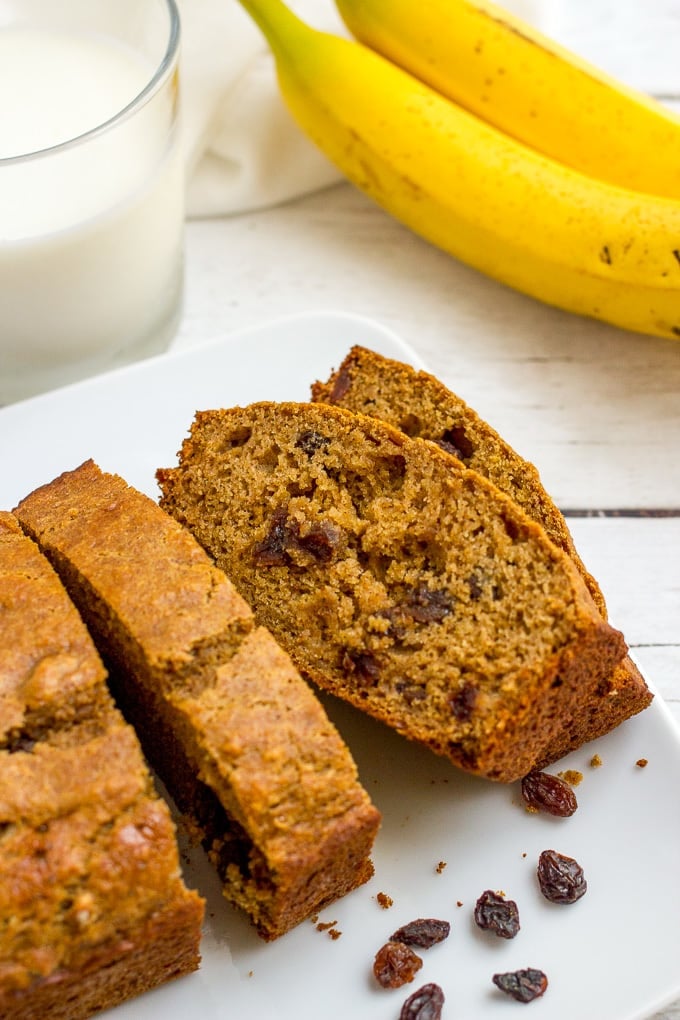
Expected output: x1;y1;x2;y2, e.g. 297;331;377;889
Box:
635;758;649;768
376;892;393;909
316;919;338;932
590;753;603;768
328;928;342;940
456;900;463;908
435;861;447;874
558;769;583;786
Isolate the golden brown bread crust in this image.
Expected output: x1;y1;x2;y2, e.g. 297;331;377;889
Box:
312;346;652;763
156;401;628;783
0;512;203;1020
14;463;380;941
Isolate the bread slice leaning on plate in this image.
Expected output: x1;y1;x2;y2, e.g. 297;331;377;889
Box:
312;345;652;766
156;399;628;783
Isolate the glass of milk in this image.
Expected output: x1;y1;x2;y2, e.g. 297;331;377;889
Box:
0;0;183;404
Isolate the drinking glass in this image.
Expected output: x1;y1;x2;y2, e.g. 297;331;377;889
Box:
0;0;183;403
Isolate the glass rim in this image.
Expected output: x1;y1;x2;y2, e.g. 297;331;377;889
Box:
0;0;180;166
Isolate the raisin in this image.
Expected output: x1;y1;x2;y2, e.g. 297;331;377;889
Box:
474;890;520;939
436;438;463;458
295;520;342;562
537;849;587;904
400;982;445;1020
252;507;290;566
390;918;450;949
373;941;423;989
342;649;381;687
394;681;427;705
403;585;453;623
492;968;548;1003
383;587;454;636
466;571;484;600
253;509;342;567
6;732;36;754
521;771;578;817
437;425;474;460
295;430;330;456
449;682;478;721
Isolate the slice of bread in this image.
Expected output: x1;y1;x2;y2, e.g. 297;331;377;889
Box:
311;345;652;765
156;401;627;783
0;512;203;1020
14;461;380;941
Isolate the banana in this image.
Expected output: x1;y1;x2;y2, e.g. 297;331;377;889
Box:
236;0;680;340
334;0;680;200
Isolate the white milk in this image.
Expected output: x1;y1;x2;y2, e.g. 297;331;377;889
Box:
0;26;183;402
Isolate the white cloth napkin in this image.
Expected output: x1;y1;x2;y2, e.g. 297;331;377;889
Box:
178;0;553;219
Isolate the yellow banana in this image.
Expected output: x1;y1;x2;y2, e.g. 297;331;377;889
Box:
236;0;680;340
335;0;680;200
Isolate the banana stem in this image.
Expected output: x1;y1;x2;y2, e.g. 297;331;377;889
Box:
235;0;312;57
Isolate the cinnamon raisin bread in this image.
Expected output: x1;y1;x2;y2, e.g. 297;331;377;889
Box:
156;401;628;783
0;512;203;1020
311;346;652;764
15;461;380;941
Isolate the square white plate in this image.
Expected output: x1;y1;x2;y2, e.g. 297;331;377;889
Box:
1;311;679;1020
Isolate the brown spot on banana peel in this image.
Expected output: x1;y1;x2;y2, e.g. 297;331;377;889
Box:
599;243;680;274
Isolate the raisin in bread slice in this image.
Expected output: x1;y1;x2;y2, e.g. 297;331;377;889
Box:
312;346;652;765
15;461;380;941
0;512;203;1020
156;401;628;783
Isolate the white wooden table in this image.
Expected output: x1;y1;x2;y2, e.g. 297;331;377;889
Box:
171;4;679;1016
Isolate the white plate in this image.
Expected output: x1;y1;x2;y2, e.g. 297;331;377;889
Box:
1;311;679;1020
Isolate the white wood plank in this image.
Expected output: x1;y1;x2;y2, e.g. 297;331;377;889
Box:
541;0;680;96
565;518;680;646
632;646;680;727
179;190;680;510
